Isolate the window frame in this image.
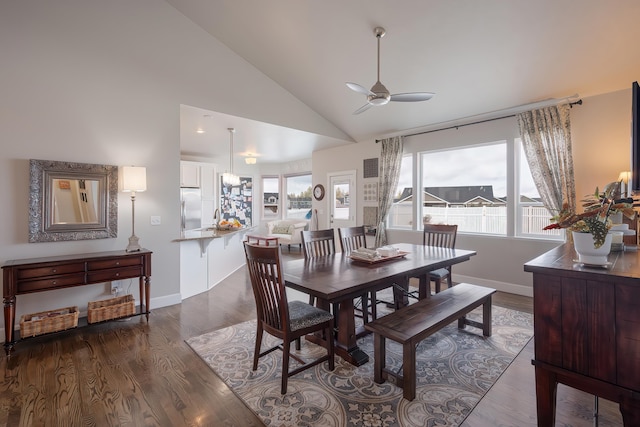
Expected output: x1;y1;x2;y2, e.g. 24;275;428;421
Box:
387;129;563;241
283;173;312;220
261;175;281;220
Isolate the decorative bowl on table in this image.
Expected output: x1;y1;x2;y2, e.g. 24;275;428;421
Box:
217;219;242;230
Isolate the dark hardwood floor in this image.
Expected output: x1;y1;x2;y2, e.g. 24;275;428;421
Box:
0;249;624;426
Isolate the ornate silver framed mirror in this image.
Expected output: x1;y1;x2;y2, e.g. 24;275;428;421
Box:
29;159;118;242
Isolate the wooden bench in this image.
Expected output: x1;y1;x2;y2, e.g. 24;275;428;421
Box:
364;283;496;400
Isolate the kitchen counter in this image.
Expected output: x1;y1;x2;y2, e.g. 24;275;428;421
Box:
177;226;256;300
174;226;251;242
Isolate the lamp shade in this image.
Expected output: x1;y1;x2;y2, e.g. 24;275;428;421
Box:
245;157;257;165
122;166;147;192
618;171;632;184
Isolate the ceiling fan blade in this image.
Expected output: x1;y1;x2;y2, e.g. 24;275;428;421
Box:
353;103;373;115
346;82;374;96
390;92;435;102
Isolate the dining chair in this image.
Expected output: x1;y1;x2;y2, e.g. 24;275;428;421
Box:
300;228;339;311
337;226;368;254
417;224;458;296
301;229;336;258
337;226;378;322
243;242;335;394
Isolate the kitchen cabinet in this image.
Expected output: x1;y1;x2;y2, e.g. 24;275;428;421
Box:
200;164;217;227
180;161;217;227
180;161;201;188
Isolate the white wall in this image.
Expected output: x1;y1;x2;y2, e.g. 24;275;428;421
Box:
312;89;635;296
572;88;632;200
0;0;349;334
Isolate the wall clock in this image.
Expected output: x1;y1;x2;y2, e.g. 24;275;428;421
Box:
313;184;325;201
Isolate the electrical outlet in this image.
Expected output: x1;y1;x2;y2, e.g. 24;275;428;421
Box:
150;216;161;226
111;282;120;296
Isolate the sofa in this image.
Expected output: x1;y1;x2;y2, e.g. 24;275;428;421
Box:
265;219;308;250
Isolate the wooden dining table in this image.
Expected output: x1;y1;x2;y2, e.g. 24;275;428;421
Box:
282;242;477;366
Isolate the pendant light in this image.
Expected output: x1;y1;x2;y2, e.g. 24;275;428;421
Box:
222;127;240;186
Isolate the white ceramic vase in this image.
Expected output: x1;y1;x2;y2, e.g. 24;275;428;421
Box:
572;231;612;265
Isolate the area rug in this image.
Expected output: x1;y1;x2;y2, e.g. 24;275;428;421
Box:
186;305;533;427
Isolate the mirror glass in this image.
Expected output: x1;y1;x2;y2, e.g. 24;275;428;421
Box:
51;178;101;224
29;159;118;242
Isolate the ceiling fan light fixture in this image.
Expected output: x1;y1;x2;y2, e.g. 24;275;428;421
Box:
346;26;435;114
245;157;256;165
368;95;390;106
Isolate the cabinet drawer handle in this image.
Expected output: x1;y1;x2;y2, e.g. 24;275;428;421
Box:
115;273;120;277
52;269;57;273
52;280;57;285
115;262;120;266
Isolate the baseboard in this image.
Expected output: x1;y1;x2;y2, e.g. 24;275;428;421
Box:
152;293;182;309
206;264;245;292
453;274;533;298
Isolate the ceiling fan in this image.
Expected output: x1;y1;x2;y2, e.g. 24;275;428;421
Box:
346;27;435;115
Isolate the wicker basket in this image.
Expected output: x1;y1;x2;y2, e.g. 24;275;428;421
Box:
88;294;135;324
20;306;79;338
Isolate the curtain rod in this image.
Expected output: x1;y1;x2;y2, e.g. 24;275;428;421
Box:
375;99;582;143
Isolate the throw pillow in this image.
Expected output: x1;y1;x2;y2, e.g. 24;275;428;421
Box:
271;225;291;234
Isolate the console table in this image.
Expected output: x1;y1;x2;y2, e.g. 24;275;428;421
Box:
3;249;152;354
524;244;640;426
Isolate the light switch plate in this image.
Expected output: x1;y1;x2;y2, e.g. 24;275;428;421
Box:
150;216;161;226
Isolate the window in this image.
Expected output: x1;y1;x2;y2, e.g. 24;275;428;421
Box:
388;137;561;240
262;176;279;219
421;143;507;234
517;141;562;238
285;174;312;219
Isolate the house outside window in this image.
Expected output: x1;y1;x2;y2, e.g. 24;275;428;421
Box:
420;143;508;234
262;176;279;220
285;174;312;219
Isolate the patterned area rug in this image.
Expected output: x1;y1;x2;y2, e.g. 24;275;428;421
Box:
186;305;533;427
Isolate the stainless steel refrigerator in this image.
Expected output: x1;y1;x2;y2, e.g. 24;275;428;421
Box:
180;187;202;231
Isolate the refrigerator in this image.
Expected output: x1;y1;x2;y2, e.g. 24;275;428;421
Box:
180;187;202;231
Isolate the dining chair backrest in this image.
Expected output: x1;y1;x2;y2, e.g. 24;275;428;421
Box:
244;243;289;332
423;224;457;249
338;226;367;254
301;229;336;258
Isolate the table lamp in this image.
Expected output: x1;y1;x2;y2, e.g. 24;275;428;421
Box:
122;166;147;252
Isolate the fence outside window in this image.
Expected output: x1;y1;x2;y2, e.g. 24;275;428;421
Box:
389;203;561;237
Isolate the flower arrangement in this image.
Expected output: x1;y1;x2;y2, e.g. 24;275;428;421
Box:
544;182;636;248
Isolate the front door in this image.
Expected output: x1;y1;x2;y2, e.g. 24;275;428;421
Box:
329;171;356;231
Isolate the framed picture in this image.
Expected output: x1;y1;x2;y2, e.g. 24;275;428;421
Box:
363;181;378;204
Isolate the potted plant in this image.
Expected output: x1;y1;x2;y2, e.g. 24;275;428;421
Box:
544;182;636;264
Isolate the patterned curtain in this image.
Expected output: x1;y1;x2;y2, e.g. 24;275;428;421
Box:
375;136;403;247
516;104;576;220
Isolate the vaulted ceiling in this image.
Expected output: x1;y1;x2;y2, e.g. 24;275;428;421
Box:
170;0;640;162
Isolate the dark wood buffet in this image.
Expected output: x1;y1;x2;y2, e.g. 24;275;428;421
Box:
524;244;640;426
3;249;152;354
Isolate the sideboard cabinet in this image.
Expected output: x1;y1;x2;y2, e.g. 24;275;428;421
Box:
524;244;640;426
3;249;152;354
